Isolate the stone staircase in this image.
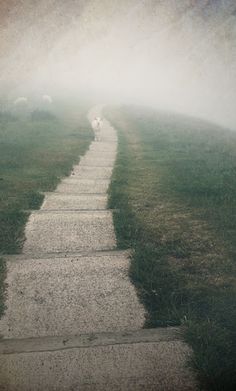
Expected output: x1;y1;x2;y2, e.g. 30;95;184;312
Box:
0;108;197;390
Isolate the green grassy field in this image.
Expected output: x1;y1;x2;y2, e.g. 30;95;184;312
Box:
0;101;93;315
105;105;236;391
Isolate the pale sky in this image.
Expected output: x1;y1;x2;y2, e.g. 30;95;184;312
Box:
1;0;236;128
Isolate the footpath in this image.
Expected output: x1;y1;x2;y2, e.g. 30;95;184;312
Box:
0;107;197;390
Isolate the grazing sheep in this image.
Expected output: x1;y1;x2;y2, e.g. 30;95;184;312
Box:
14;97;28;105
92;116;103;141
42;95;53;104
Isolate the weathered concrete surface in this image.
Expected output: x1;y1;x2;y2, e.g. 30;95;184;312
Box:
71;166;113;179
56;178;110;194
23;211;116;254
0;328;185;354
89;142;117;152
0;252;144;339
42;194;108;210
84;149;117;160
0;337;197;391
79;157;115;167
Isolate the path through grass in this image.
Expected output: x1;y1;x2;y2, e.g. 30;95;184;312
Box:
106;105;236;391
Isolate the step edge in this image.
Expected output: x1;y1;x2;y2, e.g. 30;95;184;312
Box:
3;249;131;262
0;327;182;355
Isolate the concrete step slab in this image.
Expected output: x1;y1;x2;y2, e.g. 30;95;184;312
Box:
23;210;116;254
89;143;117;152
83;153;116;162
0;328;181;354
0;329;197;390
56;179;110;194
100;138;117;143
0;252;144;339
85;150;117;159
4;249;131;262
42;194;108;210
80;158;115;167
71;166;113;179
61;178;109;185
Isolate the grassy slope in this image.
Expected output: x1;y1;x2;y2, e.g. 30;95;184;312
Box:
0;102;93;315
105;105;236;391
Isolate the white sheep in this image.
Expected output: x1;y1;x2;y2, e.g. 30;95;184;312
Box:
42;95;53;104
14;97;28;105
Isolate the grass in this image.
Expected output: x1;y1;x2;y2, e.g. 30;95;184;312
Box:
0;101;93;315
105;105;236;391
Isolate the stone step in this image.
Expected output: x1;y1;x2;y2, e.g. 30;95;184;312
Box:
71;166;113;179
84;150;117;160
42;194;108;210
4;249;130;262
88;144;115;151
26;209;117;214
0;252;144;339
80;158;115;167
23;210;116;254
94;138;117;144
0;329;197;391
89;143;117;152
0;327;184;354
61;178;109;185
55;179;110;194
98;137;117;141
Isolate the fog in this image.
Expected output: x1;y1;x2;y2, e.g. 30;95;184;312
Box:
1;0;236;128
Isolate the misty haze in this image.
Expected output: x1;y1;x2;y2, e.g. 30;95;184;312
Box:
0;1;236;391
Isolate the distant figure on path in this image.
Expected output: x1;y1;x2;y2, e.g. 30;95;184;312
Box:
92;116;103;141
